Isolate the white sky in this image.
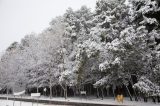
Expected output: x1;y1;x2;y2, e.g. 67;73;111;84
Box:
0;0;97;53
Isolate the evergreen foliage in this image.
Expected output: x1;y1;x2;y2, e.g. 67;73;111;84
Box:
0;0;160;100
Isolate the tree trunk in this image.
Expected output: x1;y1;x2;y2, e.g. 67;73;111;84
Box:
130;76;138;101
61;87;62;96
143;96;148;102
61;84;67;99
106;88;109;96
50;85;52;99
64;89;66;99
55;87;57;97
60;87;63;97
112;87;115;100
73;87;76;97
152;96;156;103
96;88;99;98
7;87;8;101
125;85;132;101
157;96;160;103
101;87;104;100
37;87;39;93
64;89;67;99
89;84;92;96
65;85;67;99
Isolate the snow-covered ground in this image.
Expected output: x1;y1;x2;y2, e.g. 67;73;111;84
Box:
0;100;68;106
46;97;160;106
0;96;160;106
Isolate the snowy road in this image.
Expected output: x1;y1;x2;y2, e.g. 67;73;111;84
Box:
0;100;68;106
0;96;160;106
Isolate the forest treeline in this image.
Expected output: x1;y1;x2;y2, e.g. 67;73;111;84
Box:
0;0;160;102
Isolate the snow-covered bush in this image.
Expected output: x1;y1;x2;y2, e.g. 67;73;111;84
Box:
133;76;160;96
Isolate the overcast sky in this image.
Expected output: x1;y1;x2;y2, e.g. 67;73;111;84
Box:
0;0;97;53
